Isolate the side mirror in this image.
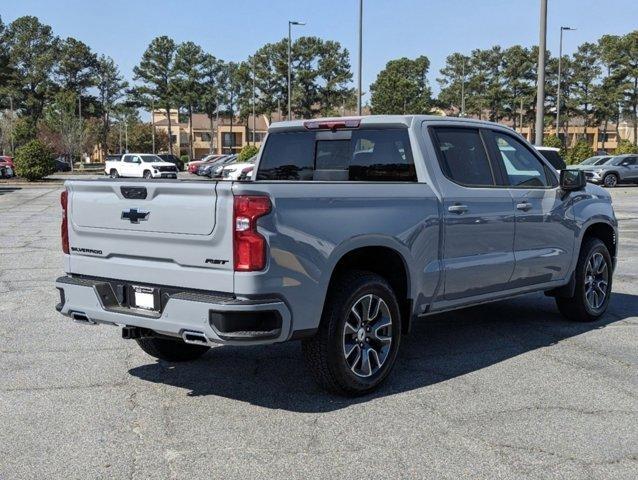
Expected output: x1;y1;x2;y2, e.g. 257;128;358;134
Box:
560;169;586;191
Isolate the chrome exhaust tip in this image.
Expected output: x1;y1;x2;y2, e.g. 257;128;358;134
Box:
70;311;97;325
182;330;209;345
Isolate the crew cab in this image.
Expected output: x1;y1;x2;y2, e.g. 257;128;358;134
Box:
105;153;178;179
56;116;618;396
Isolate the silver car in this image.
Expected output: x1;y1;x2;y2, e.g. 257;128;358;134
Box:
581;154;638;187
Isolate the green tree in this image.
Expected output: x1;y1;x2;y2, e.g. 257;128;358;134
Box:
127;122;168;153
173;41;205;159
133;36;177;154
567;140;593;165
95;55;127;157
615;139;638;154
4;16;60;124
570;43;601;131
501;46;535;129
370;56;433;114
200;53;223;154
14;139;55;180
238;144;259;162
57;37;97;98
600;32;638;145
43;91;86;169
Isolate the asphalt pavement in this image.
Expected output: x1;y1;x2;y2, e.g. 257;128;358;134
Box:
0;184;636;479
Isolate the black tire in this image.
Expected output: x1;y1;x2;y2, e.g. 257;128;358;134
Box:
556;237;613;322
109;169;119;179
143;170;152;179
136;336;209;362
602;173;618;188
302;270;402;396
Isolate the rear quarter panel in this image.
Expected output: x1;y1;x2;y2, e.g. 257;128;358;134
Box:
232;181;440;334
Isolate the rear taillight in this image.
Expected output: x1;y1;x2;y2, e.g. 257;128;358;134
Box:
60;190;69;254
233;195;271;271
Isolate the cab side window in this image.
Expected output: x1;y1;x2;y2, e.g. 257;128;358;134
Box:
431;127;495;187
492;133;550;188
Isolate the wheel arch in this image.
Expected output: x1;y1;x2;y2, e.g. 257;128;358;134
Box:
324;241;414;334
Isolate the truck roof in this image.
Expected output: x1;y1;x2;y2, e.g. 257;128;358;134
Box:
268;115;511;132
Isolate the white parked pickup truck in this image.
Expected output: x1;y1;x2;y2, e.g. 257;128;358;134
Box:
105;153;179;179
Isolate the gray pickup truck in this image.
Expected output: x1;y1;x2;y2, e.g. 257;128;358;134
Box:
55;116;618;396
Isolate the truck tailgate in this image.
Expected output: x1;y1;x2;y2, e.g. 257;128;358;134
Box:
66;180;234;292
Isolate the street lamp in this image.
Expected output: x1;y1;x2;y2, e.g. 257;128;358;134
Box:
357;0;363;115
534;0;548;146
288;20;306;120
556;26;576;141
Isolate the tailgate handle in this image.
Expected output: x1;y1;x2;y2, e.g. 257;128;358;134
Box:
120;186;147;200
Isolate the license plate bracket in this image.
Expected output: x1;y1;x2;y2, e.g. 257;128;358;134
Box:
130;285;160;311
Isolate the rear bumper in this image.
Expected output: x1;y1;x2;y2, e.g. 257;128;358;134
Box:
55;275;293;345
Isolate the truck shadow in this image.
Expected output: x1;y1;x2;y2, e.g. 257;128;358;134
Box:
128;291;636;412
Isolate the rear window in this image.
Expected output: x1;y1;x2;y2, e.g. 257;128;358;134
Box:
256;128;417;182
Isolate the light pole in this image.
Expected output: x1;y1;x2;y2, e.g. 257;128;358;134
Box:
288;20;305;120
534;0;548;146
252;57;256;145
460;57;466;117
556;26;575;141
357;0;363;115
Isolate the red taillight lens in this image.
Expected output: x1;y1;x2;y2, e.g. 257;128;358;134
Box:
60;190;69;254
233;195;271;271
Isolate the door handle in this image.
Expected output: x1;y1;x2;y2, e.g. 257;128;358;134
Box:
448;204;468;214
516;202;532;211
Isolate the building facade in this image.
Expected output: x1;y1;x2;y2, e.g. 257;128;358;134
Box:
152;110;271;159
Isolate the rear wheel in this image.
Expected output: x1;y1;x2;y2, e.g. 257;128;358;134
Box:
109;169;119;178
603;173;618;187
136;336;209;362
302;270;402;396
556;238;612;322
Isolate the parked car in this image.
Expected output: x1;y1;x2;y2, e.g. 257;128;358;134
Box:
580;153;638;187
187;154;225;174
567;155;613;170
157;154;184;171
104;153;179;179
534;146;566;170
204;155;238;177
0;156;14;178
220;155;256;180
53;156;72;172
56;115;617;396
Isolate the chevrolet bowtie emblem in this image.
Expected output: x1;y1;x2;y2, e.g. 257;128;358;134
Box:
121;208;150;224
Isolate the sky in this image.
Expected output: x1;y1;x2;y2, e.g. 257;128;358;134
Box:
3;0;638;105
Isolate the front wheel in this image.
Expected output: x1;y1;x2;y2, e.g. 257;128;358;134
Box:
302;271;402;396
556;238;612;322
136;336;209;362
143;171;152;179
603;173;618;188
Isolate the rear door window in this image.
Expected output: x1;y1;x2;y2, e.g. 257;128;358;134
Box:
431;127;495;187
256;128;416;182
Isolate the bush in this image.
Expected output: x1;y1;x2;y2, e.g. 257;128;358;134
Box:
238;144;259;162
180;154;190;163
14;140;55;181
615;139;638;155
566;141;593;166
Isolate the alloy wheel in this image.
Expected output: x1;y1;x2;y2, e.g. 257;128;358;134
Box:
604;174;618;187
585;252;609;310
342;294;393;378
